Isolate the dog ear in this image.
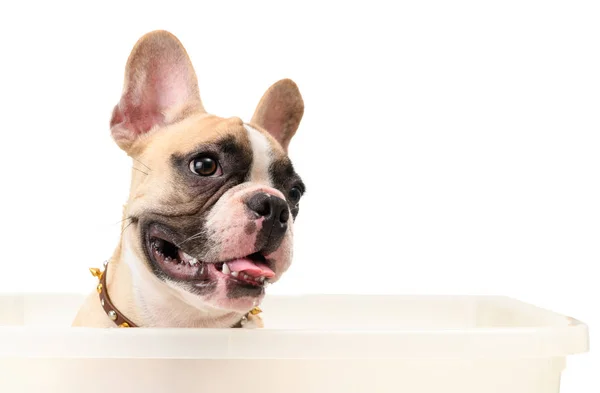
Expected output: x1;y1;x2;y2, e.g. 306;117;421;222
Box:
110;30;204;152
251;79;304;151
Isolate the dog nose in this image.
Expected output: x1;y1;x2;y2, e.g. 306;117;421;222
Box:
246;193;289;253
246;193;289;224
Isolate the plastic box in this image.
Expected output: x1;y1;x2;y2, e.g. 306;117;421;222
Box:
0;293;589;393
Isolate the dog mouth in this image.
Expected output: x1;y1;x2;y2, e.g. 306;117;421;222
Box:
145;225;275;290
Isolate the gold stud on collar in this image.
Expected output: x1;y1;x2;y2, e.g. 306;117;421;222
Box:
91;264;106;294
89;267;103;279
119;322;130;328
249;307;262;316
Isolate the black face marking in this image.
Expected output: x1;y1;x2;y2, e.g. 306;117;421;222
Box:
170;136;251;180
269;157;305;219
163;135;253;219
225;280;265;299
171;135;252;190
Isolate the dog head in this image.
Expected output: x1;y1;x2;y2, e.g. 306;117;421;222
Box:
109;31;304;316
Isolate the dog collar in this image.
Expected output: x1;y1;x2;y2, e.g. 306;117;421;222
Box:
89;261;262;328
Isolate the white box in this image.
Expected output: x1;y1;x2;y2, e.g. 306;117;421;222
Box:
0;294;589;393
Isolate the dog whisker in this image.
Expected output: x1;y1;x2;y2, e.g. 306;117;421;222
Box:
176;231;206;248
113;216;134;225
133;157;152;171
132;167;149;176
121;220;135;234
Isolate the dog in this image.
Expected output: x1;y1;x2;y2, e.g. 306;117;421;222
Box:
72;30;304;328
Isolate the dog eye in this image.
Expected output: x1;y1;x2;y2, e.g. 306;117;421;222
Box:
288;186;303;204
189;156;221;176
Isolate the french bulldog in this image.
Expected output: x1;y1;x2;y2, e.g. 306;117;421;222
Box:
72;30;305;328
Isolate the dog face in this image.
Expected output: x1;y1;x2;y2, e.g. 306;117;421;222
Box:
109;31;304;314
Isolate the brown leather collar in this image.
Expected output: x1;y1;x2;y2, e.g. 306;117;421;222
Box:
90;263;138;328
90;261;260;328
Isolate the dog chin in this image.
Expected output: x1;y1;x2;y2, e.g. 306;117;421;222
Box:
208;286;266;313
168;279;266;315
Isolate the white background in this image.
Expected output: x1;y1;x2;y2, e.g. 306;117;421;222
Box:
0;1;598;391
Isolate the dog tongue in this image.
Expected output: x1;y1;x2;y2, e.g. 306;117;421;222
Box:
227;258;275;278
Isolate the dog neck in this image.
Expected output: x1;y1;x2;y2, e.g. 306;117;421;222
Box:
104;240;245;328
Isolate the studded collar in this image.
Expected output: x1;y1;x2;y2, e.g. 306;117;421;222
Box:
89;261;261;328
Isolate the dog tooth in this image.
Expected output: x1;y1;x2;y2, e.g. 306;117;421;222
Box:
189;258;198;266
222;264;231;275
231;271;239;278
